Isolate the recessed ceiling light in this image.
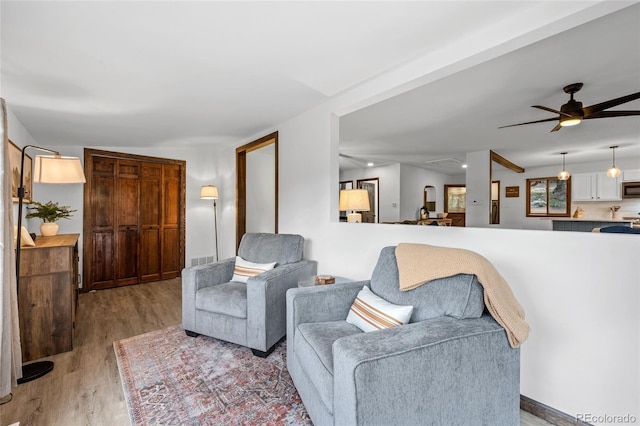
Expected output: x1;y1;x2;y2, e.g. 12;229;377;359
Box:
462;164;468;168
367;162;374;167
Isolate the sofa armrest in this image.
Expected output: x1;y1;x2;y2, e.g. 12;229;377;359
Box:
333;315;520;426
181;257;235;331
246;259;318;351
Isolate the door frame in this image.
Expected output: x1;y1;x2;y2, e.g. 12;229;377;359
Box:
82;148;186;292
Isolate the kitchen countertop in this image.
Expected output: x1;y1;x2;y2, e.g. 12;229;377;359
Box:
550;217;635;222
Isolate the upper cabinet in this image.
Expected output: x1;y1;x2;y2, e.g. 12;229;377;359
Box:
622;169;640;182
572;172;621;201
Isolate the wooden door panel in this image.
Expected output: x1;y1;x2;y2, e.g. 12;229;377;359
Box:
91;232;114;285
163;165;180;226
116;228;138;286
91;176;115;228
117;179;139;227
140;229;161;282
161;228;179;278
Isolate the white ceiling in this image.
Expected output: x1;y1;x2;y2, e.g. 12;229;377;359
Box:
1;0;639;163
340;3;640;173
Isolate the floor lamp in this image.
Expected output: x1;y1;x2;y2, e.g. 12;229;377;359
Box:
15;145;86;383
200;185;219;261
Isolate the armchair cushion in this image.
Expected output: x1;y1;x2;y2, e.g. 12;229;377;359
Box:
231;256;276;283
195;282;247;318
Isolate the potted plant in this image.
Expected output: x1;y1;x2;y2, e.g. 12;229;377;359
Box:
26;201;76;236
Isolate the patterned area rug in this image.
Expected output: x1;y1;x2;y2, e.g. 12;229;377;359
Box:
114;325;311;425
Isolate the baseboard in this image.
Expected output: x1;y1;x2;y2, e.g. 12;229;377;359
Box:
520;395;593;426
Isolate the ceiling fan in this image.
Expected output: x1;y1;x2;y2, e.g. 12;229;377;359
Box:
499;83;640;132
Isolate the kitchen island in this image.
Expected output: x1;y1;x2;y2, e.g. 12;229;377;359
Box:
552;218;636;232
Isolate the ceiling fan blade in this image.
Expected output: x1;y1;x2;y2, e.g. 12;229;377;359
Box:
532;105;572;117
498;117;558;129
583;91;640;116
583;110;640;119
550;123;562;132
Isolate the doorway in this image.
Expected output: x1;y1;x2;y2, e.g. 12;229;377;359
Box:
236;132;278;251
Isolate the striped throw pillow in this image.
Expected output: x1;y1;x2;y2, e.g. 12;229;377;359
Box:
231;256;277;283
346;286;413;332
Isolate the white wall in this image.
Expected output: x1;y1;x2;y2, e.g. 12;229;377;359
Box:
246;144;276;233
399;164;454;220
273;63;639;424
465;150;491;227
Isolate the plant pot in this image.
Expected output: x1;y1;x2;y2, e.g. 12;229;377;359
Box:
40;222;59;237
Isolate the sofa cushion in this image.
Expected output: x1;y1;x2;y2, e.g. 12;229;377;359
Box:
295;321;362;413
231;256;276;283
370;246;485;322
346;286;413;332
196;282;247;318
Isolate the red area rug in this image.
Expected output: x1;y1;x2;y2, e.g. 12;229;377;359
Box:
114;325;311;425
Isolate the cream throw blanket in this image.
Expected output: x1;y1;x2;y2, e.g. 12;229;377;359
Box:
396;243;529;348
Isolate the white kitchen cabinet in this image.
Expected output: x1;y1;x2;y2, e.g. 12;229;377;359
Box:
572;172;621;201
622;169;640;182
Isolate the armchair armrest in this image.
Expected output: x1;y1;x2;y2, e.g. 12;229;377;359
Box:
181;257;235;331
246;259;318;351
332;315;520;426
286;280;368;337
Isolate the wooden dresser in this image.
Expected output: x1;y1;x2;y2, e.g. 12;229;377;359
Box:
18;233;79;362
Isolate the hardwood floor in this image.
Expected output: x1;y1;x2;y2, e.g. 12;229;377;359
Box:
1;279;182;426
1;278;553;426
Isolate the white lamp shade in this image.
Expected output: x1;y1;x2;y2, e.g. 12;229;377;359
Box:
33;155;86;184
339;189;370;211
200;185;219;199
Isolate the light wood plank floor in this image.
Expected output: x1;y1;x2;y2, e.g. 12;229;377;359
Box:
1;278;553;426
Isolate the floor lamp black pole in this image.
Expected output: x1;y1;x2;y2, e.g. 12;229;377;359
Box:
15;145;57;384
213;199;218;261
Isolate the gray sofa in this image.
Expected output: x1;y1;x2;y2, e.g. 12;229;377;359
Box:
182;233;317;357
286;246;520;425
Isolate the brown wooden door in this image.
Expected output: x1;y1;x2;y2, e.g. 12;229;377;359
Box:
84;149;185;291
115;160;140;286
89;156;116;289
161;164;181;278
140;162;162;282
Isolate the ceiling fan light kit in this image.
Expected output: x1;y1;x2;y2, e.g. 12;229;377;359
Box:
499;82;640;132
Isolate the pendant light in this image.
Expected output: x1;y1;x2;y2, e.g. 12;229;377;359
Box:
557;152;570;180
607;145;621;178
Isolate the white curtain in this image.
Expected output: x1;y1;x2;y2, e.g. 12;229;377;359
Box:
0;98;23;397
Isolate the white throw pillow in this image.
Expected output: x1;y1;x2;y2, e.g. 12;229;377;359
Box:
231;256;276;283
347;286;414;332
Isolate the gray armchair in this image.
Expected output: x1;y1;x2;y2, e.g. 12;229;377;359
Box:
183;233;317;357
286;246;520;425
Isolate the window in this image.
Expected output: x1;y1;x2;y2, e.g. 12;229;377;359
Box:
526;177;571;217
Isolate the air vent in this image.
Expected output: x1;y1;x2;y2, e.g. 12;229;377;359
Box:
424;158;463;167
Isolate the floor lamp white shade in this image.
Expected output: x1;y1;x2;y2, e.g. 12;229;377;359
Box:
33;155;86;184
201;185;219;260
339;189;370;223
